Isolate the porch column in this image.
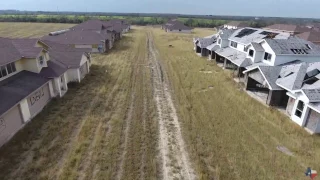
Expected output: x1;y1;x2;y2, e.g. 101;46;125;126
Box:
223;58;227;69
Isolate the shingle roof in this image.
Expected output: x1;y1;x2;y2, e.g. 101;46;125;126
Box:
164;20;192;31
0;71;50;115
197;37;217;48
42;30;108;45
40;40;91;53
265;37;320;55
215;47;250;67
229;27;290;45
49;51;86;68
39;60;68;78
251;42;264;51
258;66;283;90
0;38;43;66
219;29;236;39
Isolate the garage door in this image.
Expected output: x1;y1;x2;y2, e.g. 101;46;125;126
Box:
27;84;51;117
0;106;24;146
80;62;89;80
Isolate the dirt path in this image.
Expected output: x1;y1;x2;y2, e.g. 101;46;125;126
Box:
147;32;197;180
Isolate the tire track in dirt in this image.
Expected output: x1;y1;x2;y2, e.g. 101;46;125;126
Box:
147;31;197;180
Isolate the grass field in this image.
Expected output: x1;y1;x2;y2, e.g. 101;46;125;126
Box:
0;22;319;180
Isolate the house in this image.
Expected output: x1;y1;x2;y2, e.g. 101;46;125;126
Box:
0;38;52;146
296;31;320;45
206;29;235;60
242;37;320;105
223;21;249;29
105;19;131;33
0;37;92;147
264;24;310;35
276;62;320;134
162;19;192;33
41;30;111;53
194;35;217;57
214;28;290;75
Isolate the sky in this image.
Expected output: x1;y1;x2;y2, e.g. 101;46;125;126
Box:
0;0;320;18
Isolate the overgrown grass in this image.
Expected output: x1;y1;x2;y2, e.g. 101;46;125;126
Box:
151;27;320;180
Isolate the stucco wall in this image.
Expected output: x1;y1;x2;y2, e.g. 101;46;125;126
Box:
66;69;80;83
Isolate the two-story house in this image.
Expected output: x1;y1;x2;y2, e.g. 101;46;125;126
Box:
215;28;290;75
243;37;320;107
0;38;92;147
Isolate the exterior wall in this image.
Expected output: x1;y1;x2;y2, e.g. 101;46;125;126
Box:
27;84;51;118
290;93;310;126
66;69;80;83
20;99;31;122
220;39;230;48
286;97;296;116
80;62;89;80
305;109;320;133
260;41;276;66
19;58;40;73
0;106;24;147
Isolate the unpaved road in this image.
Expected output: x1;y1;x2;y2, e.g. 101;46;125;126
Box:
147;32;197;180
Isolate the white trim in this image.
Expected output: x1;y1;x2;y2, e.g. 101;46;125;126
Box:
307;104;320;114
286;92;297;99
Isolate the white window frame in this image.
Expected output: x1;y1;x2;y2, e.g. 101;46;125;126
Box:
0;63;17;79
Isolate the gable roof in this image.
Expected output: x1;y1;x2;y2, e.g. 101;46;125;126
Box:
39;40;91;53
264;37;320;55
0;71;50;115
0;38;43;66
250;42;264;51
49;51;87;68
39;60;68;78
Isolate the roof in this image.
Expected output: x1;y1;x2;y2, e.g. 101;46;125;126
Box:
0;38;43;66
265;24;310;33
42;30;109;45
206;43;220;51
229;27;290;45
296;31;320;43
164;20;192;31
0;71;50;115
225;21;249;28
219;29;236;39
250;42;264;52
215;47;250;67
196;37;217;48
264;37;320;55
39;60;68;78
71;19;107;31
50;51;87;68
40;40;91;53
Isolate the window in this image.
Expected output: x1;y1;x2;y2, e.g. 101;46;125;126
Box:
0;63;17;79
218;39;221;44
249;49;254;57
6;63;16;74
264;52;272;61
38;56;44;66
295;101;304;118
179;29;181;32
244;46;249;52
230;41;237;48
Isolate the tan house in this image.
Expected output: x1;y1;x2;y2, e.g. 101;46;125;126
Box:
0;38;91;147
